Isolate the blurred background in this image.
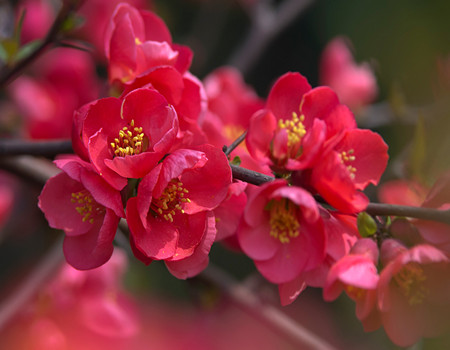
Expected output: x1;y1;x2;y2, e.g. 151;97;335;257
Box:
1;0;450;348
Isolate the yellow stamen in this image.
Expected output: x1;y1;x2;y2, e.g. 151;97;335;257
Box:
339;149;357;179
70;190;104;224
345;285;366;300
151;179;190;222
394;262;428;305
267;198;300;244
111;119;147;157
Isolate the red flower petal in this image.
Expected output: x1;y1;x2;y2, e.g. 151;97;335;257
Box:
267;72;311;120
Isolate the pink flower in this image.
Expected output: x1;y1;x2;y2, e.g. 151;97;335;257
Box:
310;128;389;213
246;72;356;172
1;249;140;349
9;48;100;139
279;212;361;306
38;156;124;269
77;0;148;58
319;37;377;112
105;3;192;84
323;238;381;331
78;87;178;190
378;174;450;252
201;67;268;240
214;181;248;241
378;239;450;346
126;144;231;278
202;66;265;153
237;179;326;284
120;67;208;148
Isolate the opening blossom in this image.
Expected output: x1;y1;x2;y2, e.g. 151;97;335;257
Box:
127;144;232;278
38;156;124;270
378;239;450;347
237;179;326;285
105;2;192;85
323;238;381;331
75;87;178;190
319;36;378;113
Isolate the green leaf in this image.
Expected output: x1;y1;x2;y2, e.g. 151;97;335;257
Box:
15;39;42;61
61;14;86;33
231;156;241;166
357;212;377;237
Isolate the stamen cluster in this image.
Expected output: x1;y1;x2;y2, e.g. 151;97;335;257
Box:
267;199;300;243
111;120;146;157
151;179;191;222
71;190;103;224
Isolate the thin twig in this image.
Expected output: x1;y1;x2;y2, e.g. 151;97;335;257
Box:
0;155;60;185
230;163;274;185
0;236;64;331
228;0;315;76
366;203;450;225
223;130;247;156
0;139;73;158
1;140;449;225
201;263;338;350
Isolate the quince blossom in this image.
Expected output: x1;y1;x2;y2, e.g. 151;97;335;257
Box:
76;87;178;190
378;239;450;347
126;144;232;278
237;179;326;284
323;238;381;331
309;127;389;213
38;156;124;270
246;72;357;172
9;48;100;139
379;174;450;252
319;37;378;112
105;3;192;85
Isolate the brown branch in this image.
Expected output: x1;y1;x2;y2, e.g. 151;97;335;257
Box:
366;203;450;225
2;139;449;225
223;130;247;157
0;139;73;158
200;263;338;350
230;163;274;186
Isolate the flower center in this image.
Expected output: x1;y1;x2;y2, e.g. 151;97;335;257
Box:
71;190;104;224
110;119;147;157
394;262;428;305
345;285;366;300
278;111;306;150
267;198;300;244
339;149;356;179
151;179;191;222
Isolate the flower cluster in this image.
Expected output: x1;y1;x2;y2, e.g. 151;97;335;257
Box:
39;3;232;279
35;2;450;346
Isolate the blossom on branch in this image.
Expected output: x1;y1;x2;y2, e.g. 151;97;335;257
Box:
378;239;450;346
126;144;232;278
237;179;326;285
75;87;178;190
38;156;124;269
105;2;192;85
319;37;378;113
